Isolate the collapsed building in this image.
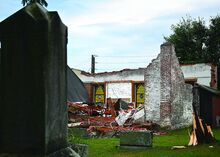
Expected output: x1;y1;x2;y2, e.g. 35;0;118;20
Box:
74;68;145;106
73;62;217;106
69;43;219;129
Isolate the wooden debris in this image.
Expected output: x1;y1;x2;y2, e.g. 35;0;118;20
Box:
188;102;216;146
171;146;186;150
188;113;198;146
68;122;82;128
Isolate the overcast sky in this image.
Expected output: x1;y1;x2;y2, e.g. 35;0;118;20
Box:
0;0;220;72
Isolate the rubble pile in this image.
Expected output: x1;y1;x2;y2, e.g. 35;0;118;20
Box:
67;100;165;138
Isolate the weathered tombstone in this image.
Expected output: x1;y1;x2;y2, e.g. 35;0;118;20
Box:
0;3;76;157
119;131;153;149
0;47;1;66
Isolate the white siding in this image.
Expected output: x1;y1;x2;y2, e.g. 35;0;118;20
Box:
181;64;211;86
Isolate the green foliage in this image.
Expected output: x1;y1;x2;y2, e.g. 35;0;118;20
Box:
68;128;220;157
206;15;220;65
21;0;48;7
165;15;220;65
68;128;85;144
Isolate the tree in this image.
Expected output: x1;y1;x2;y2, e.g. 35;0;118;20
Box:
165;16;207;64
22;0;48;7
206;15;220;65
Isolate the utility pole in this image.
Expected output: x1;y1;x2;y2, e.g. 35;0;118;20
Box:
91;55;95;74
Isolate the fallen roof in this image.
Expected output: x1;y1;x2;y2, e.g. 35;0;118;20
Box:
67;65;89;103
195;83;220;96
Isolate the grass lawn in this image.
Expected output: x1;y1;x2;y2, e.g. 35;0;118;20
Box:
69;127;220;157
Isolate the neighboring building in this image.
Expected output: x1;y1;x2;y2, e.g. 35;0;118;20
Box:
72;63;217;106
181;63;217;88
193;84;220;127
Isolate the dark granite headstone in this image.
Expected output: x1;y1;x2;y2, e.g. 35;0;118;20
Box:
119;131;153;149
0;3;73;157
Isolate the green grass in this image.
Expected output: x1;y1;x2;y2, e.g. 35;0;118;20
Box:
69;128;220;157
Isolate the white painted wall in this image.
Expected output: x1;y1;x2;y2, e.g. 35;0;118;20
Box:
181;64;211;86
73;63;212;86
106;82;132;102
73;68;145;83
145;57;161;122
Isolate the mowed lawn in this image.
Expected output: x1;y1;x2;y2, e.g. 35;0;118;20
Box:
70;128;220;157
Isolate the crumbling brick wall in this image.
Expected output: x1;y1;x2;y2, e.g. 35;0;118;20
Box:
144;56;161;122
144;42;193;129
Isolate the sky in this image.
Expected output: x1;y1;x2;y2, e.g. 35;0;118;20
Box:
0;0;220;73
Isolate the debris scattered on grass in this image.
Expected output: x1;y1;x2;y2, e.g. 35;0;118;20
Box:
171;146;186;150
67;100;164;138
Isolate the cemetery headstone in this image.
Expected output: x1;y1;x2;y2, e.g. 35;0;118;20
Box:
0;3;75;157
119;131;153;149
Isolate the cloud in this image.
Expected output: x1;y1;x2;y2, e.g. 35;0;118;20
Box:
1;0;220;72
63;0;220;41
65;0;194;28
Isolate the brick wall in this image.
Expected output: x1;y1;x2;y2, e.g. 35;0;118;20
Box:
160;43;172;126
210;64;217;88
144;42;193;129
